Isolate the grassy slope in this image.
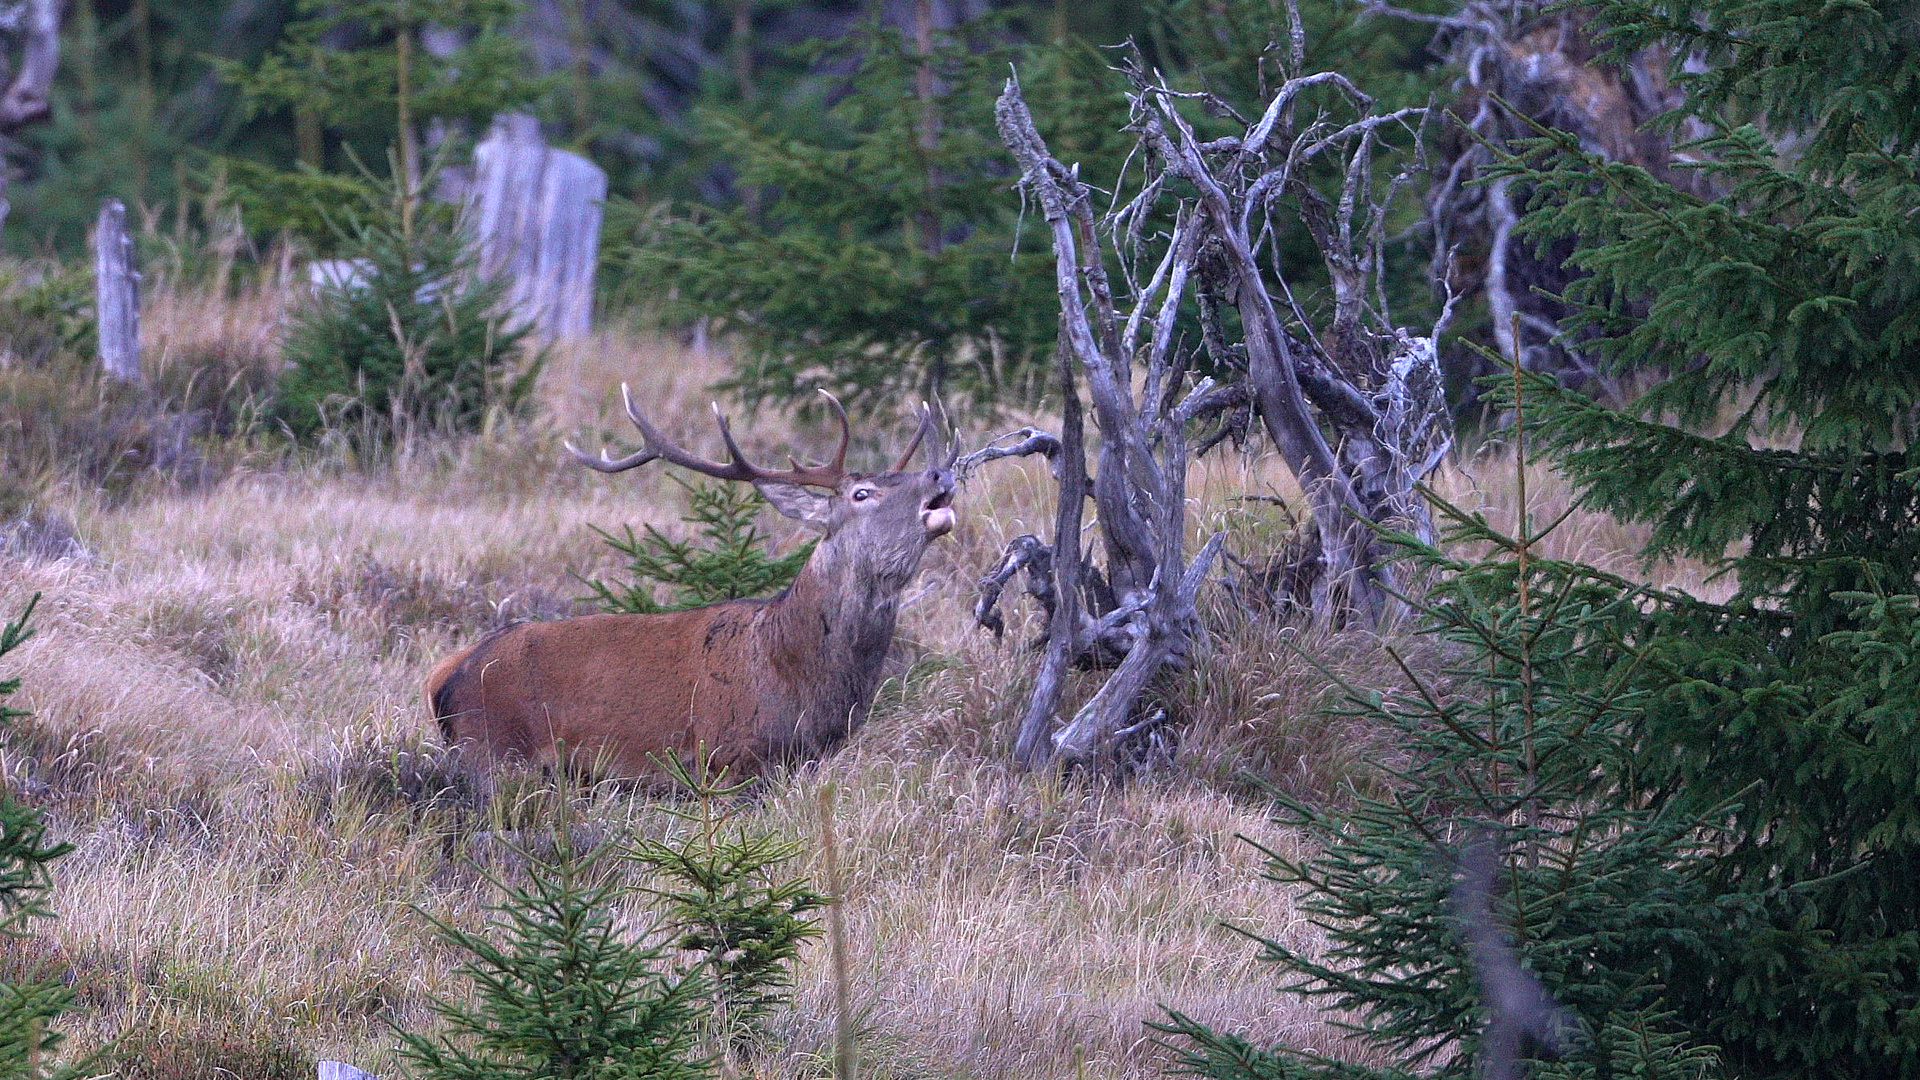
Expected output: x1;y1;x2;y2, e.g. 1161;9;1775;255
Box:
0;269;1688;1079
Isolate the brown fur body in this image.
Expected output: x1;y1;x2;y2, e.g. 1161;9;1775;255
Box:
427;453;955;780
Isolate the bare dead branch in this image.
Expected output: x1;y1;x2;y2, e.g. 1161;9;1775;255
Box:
956;426;1064;480
990;34;1454;767
975;533;1054;640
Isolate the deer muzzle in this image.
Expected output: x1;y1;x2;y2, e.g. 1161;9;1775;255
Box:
922;489;955;538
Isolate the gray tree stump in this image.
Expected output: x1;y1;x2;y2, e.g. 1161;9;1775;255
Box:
317;1062;377;1080
0;0;65;230
93;198;140;384
465;112;606;343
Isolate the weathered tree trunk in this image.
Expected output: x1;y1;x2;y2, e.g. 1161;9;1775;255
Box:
978;78;1231;770
465;113;608;343
94;198;141;385
1010;345;1088;769
0;0;63;230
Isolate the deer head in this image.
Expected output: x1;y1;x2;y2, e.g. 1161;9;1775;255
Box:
567;387;958;588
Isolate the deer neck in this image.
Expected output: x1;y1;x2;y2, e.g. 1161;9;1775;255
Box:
759;543;902;728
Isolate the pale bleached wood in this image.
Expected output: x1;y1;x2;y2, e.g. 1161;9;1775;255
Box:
0;0;63;230
465;112;607;343
984;54;1449;768
94;198;141;385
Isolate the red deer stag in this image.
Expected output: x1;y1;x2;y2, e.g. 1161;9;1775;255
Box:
426;388;957;780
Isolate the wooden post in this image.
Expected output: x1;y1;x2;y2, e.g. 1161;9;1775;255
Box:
465;113;607;343
94;198;141;384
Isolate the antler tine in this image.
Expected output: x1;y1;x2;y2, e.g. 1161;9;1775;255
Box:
756;389;851;488
599;383;759;481
709;402;774;479
814;386;852;470
564;438;659;473
933;396;957;468
571;383;850;489
891;400;936;472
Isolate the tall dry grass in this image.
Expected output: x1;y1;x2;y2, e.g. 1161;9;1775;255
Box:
0;271;1671;1078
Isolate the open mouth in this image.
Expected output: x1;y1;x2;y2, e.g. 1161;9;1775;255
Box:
921;489;956;537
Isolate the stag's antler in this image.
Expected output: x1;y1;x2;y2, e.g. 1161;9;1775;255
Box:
891;399;959;471
566;385;852;490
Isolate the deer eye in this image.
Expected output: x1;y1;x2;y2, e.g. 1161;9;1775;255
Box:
851;487;875;502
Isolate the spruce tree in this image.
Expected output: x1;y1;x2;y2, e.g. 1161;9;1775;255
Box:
627;2;1444;413
272;161;535;444
1157;461;1730;1080
627;11;1102;411
1170;3;1920;1077
1475;0;1920;1072
395;825;710;1080
579;479;812;615
627;754;826;1057
215;0;545;241
0;596;88;1078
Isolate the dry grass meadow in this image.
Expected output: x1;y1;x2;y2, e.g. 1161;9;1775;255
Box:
0;263;1676;1079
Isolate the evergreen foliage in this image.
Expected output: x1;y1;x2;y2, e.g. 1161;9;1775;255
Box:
272;161;535;445
581;479;811;615
1172;3;1920;1076
1472;0;1920;1072
395;825;710;1080
214;0;545;240
0;266;91;371
626;12;1104;411
0;595;31;726
223;0;537;140
6;2;278;253
627;1;1445;411
1157;465;1728;1080
627;754;826;1052
0;595;89;1077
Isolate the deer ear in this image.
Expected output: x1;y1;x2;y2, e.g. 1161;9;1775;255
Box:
755;481;832;531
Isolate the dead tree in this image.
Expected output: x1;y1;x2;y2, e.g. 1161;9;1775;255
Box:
464;113;608;343
0;0;61;230
1384;1;1711;401
978;42;1450;769
94;198;141;385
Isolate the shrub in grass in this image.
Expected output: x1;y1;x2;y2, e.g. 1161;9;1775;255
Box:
395;824;710;1080
580;479;811;615
0;595;92;1077
273;164;535;446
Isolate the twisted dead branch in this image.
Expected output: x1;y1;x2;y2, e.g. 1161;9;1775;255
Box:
1392;1;1713;401
979;42;1452;769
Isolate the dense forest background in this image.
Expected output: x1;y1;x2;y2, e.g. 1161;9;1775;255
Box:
5;2;1920;1079
4;0;1463;408
6;1;1427;250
